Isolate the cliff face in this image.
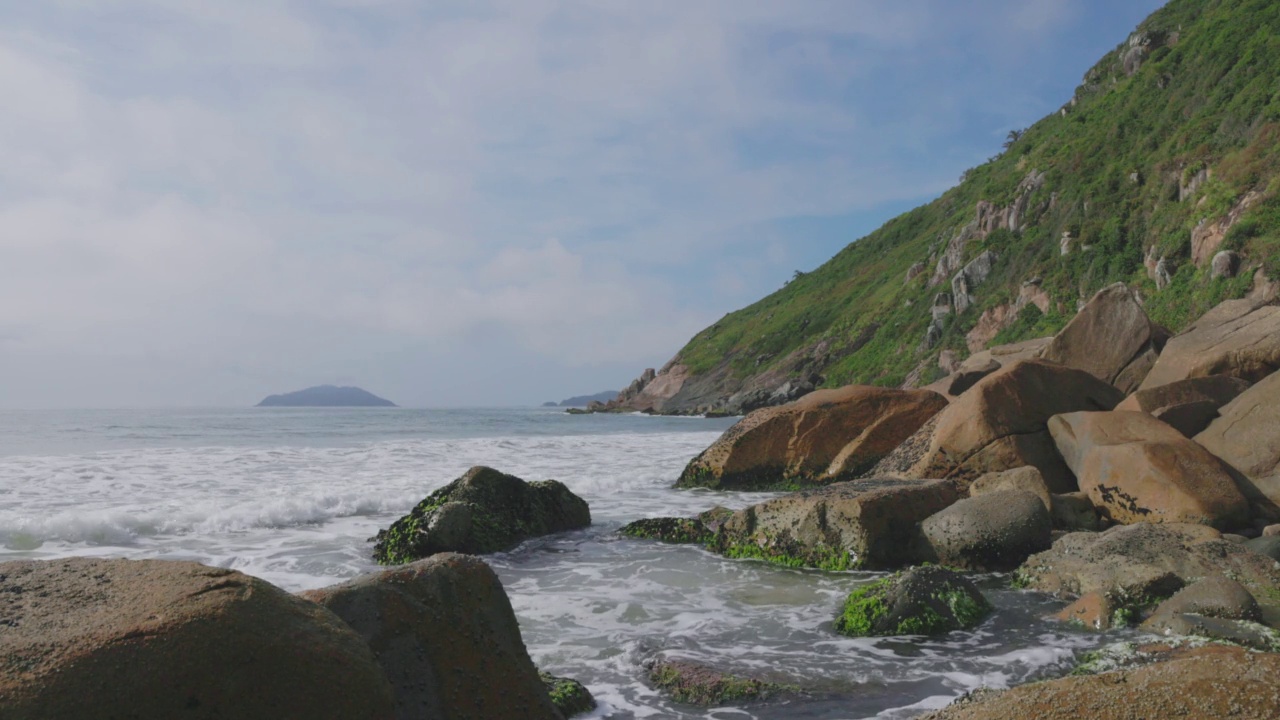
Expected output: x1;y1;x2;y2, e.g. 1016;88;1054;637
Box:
609;0;1280;416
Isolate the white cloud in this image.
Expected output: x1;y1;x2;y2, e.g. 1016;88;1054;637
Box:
0;0;1140;405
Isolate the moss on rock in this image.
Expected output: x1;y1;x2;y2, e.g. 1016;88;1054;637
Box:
539;671;596;718
646;658;799;707
620;517;712;544
835;566;992;637
371;466;591;565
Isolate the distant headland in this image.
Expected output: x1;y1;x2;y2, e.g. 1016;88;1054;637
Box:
541;390;618;408
256;385;397;408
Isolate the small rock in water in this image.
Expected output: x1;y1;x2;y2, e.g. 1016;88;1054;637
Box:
370;465;590;564
645;657;799;707
540;671;597;718
834;566;991;637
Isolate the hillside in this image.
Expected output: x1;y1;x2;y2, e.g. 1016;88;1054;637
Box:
607;0;1280;416
256;385;397;407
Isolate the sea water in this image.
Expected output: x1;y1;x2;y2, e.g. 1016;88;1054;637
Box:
0;407;1112;719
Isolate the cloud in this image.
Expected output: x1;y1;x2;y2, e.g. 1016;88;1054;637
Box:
0;0;1158;405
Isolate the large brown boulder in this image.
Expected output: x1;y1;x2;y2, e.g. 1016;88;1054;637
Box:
1040;283;1168;393
921;645;1280;720
709;478;959;570
1048;411;1250;529
0;558;396;720
908;359;1125;490
919;490;1052;571
677;386;948;490
301;553;562;720
1015;523;1280;604
1139;297;1280;390
1197;370;1280;517
1116;374;1252;437
372;466;591;564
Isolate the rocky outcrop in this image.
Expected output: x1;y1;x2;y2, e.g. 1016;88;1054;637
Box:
1115;374;1251;437
835;567;991;637
1138;577;1275;649
1196;370;1280;517
372;466;591;564
1190;190;1261;266
951;250;999;315
709;478;959;570
1211;250;1242;279
1048;411;1250;529
908;359;1125;490
1014;523;1280;606
676;386;947;490
0;557;396;720
919;490;1052;571
302;553;562;720
921;645;1280;720
645;658;798;707
1040;283;1167;393
1139;297;1280;389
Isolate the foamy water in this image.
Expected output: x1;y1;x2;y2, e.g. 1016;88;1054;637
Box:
0;408;1113;718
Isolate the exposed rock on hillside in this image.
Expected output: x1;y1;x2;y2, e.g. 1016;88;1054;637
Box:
1048;410;1250;529
676;386;948;490
0;557;396;720
371;466;590;564
302;553;563;720
907;359;1125;490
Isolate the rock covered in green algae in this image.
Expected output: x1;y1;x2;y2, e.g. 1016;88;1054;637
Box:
619;507;733;545
371;466;590;564
539;671;597;717
835;566;992;637
645;657;799;707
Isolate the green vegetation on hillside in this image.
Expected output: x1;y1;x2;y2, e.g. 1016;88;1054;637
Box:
676;0;1280;392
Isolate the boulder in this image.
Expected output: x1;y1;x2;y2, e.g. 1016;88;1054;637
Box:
1116;374;1252;437
909;359;1125;490
1014;523;1280;605
1245;535;1280;561
540;673;596;718
1040;283;1168;392
835;566;991;637
1196;371;1280;517
947;359;1001;396
372;466;591;564
1050;492;1100;531
1050;592;1118;630
920;646;1280;720
301;553;561;720
969;466;1052;512
921;337;1051;400
645;658;798;707
919;490;1052;571
676;386;948;490
1145;576;1261;623
710;478;959;570
0;558;396;720
1048;411;1250;529
1211;250;1243;279
619;517;714;544
1139;298;1280;390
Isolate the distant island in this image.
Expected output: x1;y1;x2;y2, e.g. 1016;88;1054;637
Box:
542;391;618;408
256;385;397;408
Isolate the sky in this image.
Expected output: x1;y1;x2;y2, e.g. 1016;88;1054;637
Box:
0;0;1167;408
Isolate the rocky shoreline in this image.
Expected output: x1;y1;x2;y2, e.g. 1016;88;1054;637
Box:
8;287;1280;717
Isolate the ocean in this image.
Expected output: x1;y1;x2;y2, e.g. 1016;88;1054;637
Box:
0;407;1111;719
